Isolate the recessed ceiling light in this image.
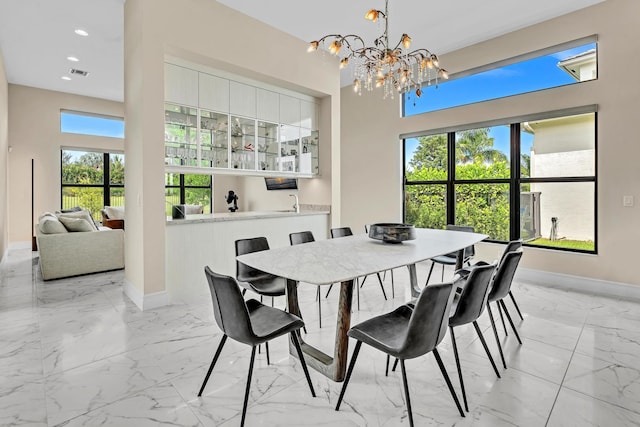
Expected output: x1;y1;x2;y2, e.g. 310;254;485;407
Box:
61;76;72;81
74;29;89;37
67;56;79;62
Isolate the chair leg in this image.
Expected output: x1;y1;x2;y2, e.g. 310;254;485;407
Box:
391;270;395;299
336;340;362;411
487;303;507;369
392;357;399;372
325;284;333;298
242;288;247;296
318;287;322;329
497;301;508;337
356;279;360;311
385;354;390;377
441;264;445;282
433;348;465;417
198;334;228;396
240;346;257;427
360;275;368;288
473;321;501;378
450;327;468;412
265;341;270;365
509;291;525;320
425;261;435;287
376;273;388;300
399;359;415;427
291;332;316;397
315;286;320;302
500;300;523;345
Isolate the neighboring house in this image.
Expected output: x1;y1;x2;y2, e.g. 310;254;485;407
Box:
524;50;596;242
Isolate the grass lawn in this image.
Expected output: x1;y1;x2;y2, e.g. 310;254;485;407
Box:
528;237;594;251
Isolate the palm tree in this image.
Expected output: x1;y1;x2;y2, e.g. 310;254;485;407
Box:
455;128;507;164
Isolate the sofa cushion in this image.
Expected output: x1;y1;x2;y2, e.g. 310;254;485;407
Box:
58;216;95;232
38;212;57;224
104;206;125;220
57;210;98;231
39;217;68;234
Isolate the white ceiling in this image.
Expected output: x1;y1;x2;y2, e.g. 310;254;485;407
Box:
0;0;605;102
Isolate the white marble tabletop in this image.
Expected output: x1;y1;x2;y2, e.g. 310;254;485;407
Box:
237;227;488;285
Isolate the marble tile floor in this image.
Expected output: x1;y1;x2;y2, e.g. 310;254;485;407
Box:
2;246;640;426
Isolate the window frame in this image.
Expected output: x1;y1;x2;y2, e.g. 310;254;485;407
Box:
60;149;125;212
403;107;598;253
165;174;213;212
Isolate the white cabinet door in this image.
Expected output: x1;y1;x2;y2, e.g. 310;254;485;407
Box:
300;100;318;130
199;73;229;113
256;88;279;123
279;94;301;126
164;63;198;107
229;81;256;117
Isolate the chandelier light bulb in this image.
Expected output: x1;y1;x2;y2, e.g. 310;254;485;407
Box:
439;69;449;79
401;34;411;49
340;58;349;69
307;41;319;52
365;9;379;22
353;79;361;92
329;40;342;55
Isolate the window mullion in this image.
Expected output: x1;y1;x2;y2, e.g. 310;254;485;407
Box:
510;123;520;241
446;132;456;225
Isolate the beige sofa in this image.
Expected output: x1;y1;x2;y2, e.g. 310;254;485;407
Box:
36;212;124;280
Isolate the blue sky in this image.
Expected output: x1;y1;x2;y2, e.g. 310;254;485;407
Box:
61;112;124;139
404;43;595;167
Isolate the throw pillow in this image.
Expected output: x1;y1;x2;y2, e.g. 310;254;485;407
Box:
57;210;98;231
39;217;68;234
105;206;125;220
38;212;57;224
58;216;94;232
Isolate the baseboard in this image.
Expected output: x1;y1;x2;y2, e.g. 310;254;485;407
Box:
516;268;640;302
9;240;32;250
124;279;170;311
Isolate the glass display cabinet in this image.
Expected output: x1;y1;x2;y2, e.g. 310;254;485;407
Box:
230;116;256;170
279;125;300;173
300;130;319;175
200;110;229;168
164;103;198;167
257;121;279;171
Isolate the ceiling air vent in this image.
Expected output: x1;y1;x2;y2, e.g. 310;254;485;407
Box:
69;68;89;77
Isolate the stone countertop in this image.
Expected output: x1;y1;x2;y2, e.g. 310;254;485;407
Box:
166;210;330;225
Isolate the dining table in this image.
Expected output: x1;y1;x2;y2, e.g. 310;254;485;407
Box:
236;227;488;382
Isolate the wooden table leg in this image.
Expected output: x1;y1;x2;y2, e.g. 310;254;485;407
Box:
287;278;354;382
407;263;421;298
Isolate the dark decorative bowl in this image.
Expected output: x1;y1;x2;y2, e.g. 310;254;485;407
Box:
368;223;416;243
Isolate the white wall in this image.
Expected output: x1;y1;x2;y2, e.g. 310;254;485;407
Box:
0;49;8;261
7;85;124;243
124;0;341;302
341;0;640;286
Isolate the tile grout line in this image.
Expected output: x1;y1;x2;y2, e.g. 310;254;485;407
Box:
544;315;586;427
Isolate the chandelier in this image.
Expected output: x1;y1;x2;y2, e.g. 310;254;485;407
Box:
307;0;448;99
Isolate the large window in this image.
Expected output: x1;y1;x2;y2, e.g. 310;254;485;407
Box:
165;173;212;215
404;38;597;116
61;150;125;219
404;109;596;252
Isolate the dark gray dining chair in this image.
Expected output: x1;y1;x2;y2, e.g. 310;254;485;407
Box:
486;249;524;369
457;239;525;335
425;225;476;286
235;237;287;301
199;267;315;427
289;231;324;328
335;282;464;426
448;262;499;412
